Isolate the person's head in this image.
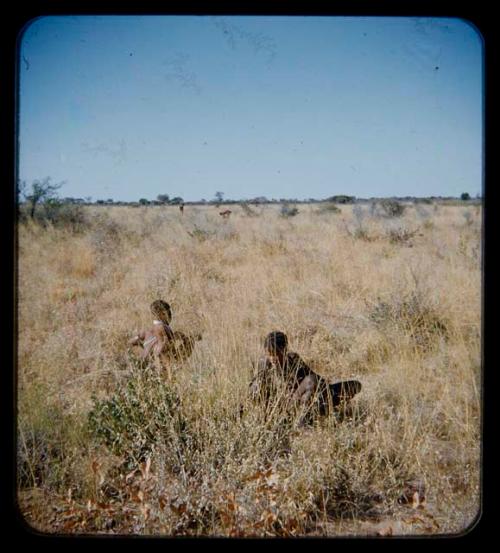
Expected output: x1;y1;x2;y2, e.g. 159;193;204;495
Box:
264;331;288;364
150;300;172;324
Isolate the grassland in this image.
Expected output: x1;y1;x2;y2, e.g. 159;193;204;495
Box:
16;201;482;536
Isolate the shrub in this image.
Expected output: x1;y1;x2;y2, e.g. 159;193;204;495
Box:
240;202;258;217
316;203;341;215
369;292;448;349
18;199;89;232
386;226;420;246
345;205;375;241
187;224;216;242
414;204;430;220
17;395;86;493
42;199;89;231
280;204;299;218
415;198;433;205
87;367;194;472
462;210;473;226
326;195;355;204
18;426;64;489
378;199;405;218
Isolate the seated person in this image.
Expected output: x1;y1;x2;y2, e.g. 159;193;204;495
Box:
249;331;361;422
129;299;201;377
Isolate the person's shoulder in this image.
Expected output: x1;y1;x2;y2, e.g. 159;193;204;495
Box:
286;351;303;365
287;351;311;371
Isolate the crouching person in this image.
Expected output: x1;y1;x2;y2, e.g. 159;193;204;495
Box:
129;299;201;379
248;331;361;425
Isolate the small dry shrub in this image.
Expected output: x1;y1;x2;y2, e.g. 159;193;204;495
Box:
18;388;87;494
187;224;216;242
386;227;420;246
316;203;341;215
369;292;448;350
280;204;299;218
240;202;259;217
379;199;406;218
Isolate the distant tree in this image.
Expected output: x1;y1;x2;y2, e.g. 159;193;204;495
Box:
157;194;170;204
214;191;224;205
461;192;471;201
96;200;105;205
251;196;268;204
20;177;64;219
139;198;150;205
169;196;184;205
326;195;356;204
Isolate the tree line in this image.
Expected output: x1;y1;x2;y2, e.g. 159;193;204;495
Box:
17;178;481;219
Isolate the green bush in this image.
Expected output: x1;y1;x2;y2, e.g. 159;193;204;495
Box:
41;199;89;231
87;368;194;471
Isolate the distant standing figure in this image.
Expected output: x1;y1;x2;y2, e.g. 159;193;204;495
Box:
179;203;184;215
219;209;232;219
249;331;361;423
129;299;201;378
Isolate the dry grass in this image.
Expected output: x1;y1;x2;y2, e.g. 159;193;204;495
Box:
16;202;482;536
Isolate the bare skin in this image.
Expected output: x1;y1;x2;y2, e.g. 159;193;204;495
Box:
129;303;201;378
129;319;176;377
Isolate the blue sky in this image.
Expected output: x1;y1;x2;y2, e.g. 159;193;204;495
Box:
18;16;483;202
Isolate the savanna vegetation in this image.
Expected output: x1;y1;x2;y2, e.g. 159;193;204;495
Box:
17;200;482;536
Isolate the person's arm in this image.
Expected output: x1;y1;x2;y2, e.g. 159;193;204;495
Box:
140;334;157;360
129;330;146;346
292;374;318;404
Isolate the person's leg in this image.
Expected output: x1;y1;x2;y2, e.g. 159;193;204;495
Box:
329;380;362;407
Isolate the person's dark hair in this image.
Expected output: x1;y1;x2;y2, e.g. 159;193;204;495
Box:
150;300;172;323
264;331;288;354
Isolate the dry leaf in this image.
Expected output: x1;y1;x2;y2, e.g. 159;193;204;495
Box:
140;457;151;481
170;501;187;516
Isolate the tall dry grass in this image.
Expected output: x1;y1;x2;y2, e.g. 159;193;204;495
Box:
17;202;482;536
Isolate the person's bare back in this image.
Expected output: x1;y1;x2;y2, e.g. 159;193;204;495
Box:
129;299;201;378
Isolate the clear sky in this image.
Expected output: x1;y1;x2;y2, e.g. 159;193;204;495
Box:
18;16;483;202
